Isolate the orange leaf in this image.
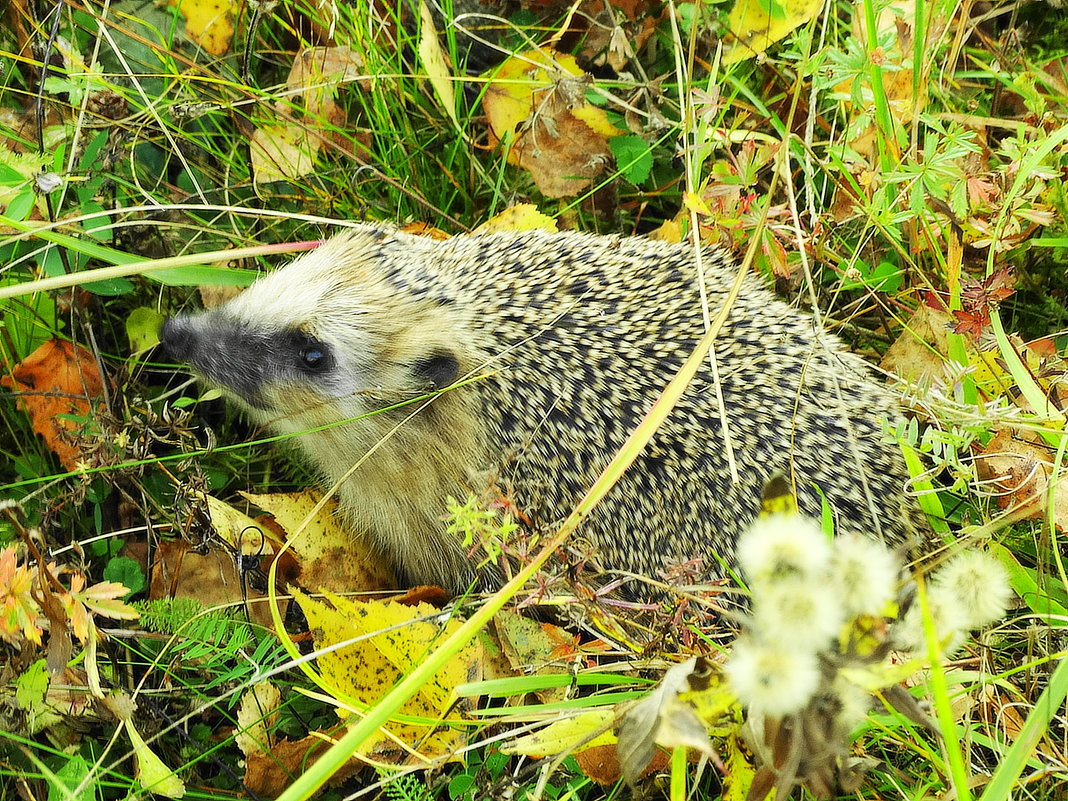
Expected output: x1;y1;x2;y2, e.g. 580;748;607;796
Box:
2;339;106;471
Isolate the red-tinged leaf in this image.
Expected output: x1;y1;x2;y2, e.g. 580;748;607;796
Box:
0;547;45;645
76;582;140;620
952;309;989;338
60;591;91;643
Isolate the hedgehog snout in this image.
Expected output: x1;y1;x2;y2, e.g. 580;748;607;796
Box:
159;316;198;362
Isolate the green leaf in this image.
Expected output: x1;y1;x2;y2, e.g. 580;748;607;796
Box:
609;135;653;185
104;556;146;599
83;276;135;296
126;306;166;353
6;188;35;222
15;659;49;710
47;753;94;801
448;773;475;800
152;266;260;287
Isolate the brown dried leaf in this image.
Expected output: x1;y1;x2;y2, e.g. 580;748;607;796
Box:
242;490;396;595
483;49;618;198
1;339;105;471
879;305;953;385
975;426;1068;531
243;734;364;797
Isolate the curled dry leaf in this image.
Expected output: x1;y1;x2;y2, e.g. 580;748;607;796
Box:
615;657;723;785
251;46;369;184
483;48;619;198
975;426;1068;531
1;338;105;471
235;681;282;758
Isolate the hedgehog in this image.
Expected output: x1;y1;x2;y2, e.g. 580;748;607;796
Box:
161;226;923;596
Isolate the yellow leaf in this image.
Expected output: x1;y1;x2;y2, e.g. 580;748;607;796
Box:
571;104;621;139
482;49;618;197
503;708;617;756
124;719;187;798
648;219;683;243
250;125;319;184
721;732;759;801
235;681;281;757
724;0;824;65
418;0;459;127
839;660;923;693
682;191;713;217
294;590;482;759
169;0;238;57
241;489;395;593
475;205;559;234
200;493;266;551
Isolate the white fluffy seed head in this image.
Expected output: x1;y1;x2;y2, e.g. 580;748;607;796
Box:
829;534;900;617
725;635;822;718
736;514;832;588
750;577;846;654
932;550;1012;630
893;585;968;657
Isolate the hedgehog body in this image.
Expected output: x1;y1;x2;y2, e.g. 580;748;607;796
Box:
161;226;920;594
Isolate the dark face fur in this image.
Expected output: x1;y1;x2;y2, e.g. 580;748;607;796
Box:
161;315;335;411
159;230;467;425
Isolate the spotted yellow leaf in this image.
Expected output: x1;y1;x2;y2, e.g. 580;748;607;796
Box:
294;589;482;759
724;0;824;65
169;0;238;56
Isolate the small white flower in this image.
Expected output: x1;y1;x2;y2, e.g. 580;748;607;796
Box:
829;534;900;616
932;550;1012;630
893;585;968;657
750;577;845;654
736;514;832;587
725;635;822;718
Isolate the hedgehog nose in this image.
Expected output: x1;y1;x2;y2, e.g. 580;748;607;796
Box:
160;316;196;361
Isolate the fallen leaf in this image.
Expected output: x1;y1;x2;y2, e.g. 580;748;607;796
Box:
615;657;720;785
483;48;619;198
504;707;618;760
723;0;824;65
169;0;239;56
474;204;559;234
879;305;952;385
417;0;458;126
1;338;106;471
242;490;397;595
243;733;364;796
235;682;282;758
250;125;318;185
975;426;1068;531
494;609;579;703
294;590;482;761
126;307;165;354
251;47;369;184
148;539;289;629
126;718;187;797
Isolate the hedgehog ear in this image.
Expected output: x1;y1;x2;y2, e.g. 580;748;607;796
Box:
412;350;460;390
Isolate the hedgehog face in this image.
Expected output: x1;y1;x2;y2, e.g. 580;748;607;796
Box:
161;229;466;426
160;312;348;413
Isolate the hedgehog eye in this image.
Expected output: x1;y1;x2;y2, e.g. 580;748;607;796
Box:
298;343;331;371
